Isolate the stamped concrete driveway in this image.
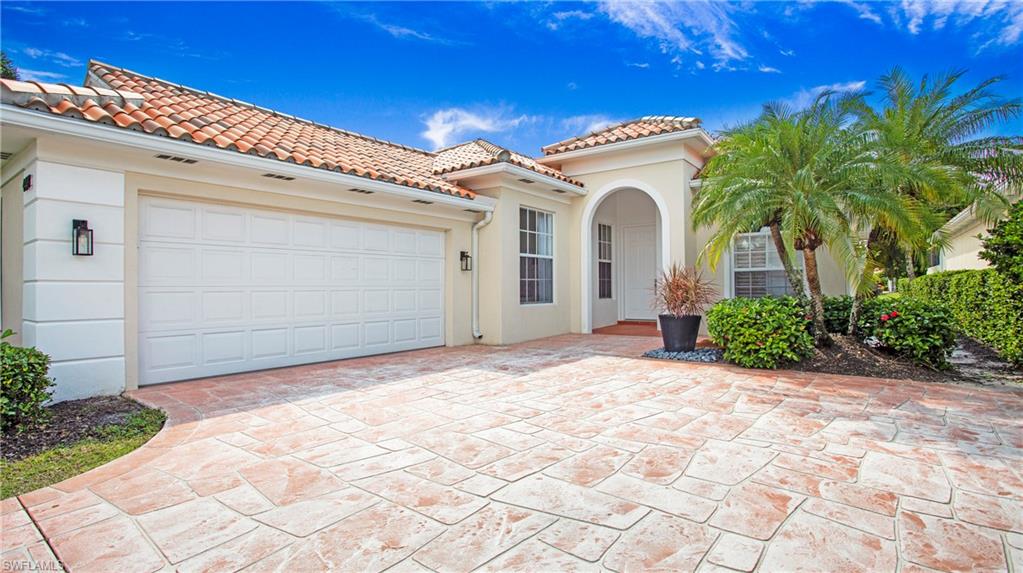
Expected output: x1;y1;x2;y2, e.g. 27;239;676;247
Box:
3;334;1022;572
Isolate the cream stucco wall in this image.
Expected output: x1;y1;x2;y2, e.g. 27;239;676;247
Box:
475;186;574;345
936;218;991;272
1;161;27;345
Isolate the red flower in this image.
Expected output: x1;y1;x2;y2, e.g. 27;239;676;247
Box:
890;311;899;318
880;314;890;322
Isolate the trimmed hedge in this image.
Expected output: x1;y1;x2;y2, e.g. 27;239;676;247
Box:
856;295;958;369
706;296;814;369
902;269;1023;364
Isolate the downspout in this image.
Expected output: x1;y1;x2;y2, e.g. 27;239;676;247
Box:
471;211;493;340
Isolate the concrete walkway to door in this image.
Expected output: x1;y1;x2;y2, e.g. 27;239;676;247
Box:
3;334;1022;572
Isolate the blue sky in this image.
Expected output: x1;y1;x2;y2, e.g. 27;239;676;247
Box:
2;1;1021;154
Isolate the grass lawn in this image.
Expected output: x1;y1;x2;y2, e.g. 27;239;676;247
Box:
1;408;165;499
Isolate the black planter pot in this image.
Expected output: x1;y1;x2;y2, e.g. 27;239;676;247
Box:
659;314;702;352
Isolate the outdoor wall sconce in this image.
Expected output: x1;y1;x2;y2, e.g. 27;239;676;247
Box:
72;219;93;256
460;250;472;272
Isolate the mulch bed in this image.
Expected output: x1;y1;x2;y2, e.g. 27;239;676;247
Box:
2;396;149;461
787;335;1021;386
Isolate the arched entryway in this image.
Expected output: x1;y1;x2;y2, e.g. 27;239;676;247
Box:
580;180;671;333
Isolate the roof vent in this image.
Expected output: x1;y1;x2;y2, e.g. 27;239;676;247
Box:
262;173;295;181
348;188;375;195
154;154;198;164
412;199;434;205
0;152;12;160
517;178;535;184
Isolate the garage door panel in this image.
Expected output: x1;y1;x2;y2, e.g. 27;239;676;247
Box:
201;291;246;323
202;207;246;242
252;328;289;359
139;196;445;385
202;331;246;365
251;214;290;246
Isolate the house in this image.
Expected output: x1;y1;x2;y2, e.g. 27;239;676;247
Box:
927;202;1012;274
0;61;850;402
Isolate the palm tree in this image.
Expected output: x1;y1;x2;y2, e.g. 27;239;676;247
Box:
845;68;1023;331
694;93;911;346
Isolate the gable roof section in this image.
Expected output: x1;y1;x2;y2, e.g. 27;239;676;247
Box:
541;115;702;156
433;139;583;187
1;60;476;199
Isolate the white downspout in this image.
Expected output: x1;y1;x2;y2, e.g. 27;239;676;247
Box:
471;211;493;340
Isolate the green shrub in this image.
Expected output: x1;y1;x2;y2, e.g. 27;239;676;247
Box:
1;330;54;431
903;269;1023;364
823;295;853;333
707;296;814;369
979;199;1023;284
856;296;957;368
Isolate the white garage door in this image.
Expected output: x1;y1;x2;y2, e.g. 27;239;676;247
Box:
138;196;445;385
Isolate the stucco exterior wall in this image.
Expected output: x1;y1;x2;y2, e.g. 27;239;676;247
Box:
938;219;991;272
476;187;574;345
1;161;27;346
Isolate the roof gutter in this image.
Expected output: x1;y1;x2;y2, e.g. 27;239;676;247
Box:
1;105;495;212
443;162;586;196
471;210;493;340
535;128;716;165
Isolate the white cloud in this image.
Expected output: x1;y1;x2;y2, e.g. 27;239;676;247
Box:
784;80;866;110
567;81;578;90
421;108;532;149
627;62;650;69
547;9;595;30
838;0;883;24
779;48;796;57
559;114;620;136
599;1;747;69
758;65;782;74
898;0;1023;48
19;69;66;81
21;47;80;68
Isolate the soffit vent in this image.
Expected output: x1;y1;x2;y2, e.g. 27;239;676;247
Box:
517;178;535;184
262;173;295;181
464;208;482;213
553;189;566;193
0;152;12;160
154;153;198;164
412;199;434;205
348;188;374;195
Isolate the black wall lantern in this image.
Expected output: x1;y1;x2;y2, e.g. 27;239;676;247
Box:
460;250;472;272
72;219;94;256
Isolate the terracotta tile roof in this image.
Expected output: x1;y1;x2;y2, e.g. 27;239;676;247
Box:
541;115;702;156
433;139;583;187
1;61;476;199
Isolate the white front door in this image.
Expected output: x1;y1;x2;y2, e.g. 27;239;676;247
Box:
137;196;445;385
623;225;657;320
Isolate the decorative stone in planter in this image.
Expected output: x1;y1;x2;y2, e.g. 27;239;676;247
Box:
643;347;723;363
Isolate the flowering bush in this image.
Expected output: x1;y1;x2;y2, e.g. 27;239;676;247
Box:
706;296;814;369
856;296;957;368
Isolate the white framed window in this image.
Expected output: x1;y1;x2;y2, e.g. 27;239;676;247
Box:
520;207;554;304
597;223;613;299
732;229;803;298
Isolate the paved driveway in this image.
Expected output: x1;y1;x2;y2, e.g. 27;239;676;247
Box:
3;334;1022;572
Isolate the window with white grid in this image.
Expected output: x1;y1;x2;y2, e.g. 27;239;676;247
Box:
597;223;613;299
520;207;554;304
732;229;803;298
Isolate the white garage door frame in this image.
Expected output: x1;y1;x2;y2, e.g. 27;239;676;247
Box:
137;195;446;385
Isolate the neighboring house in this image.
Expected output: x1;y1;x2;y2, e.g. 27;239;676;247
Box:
0;61;849;402
927;202;1012;274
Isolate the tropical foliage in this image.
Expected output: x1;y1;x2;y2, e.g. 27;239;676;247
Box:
0;51;18;81
979;199;1023;283
1;330;54;432
706;296;814;369
694;67;1022;347
856;295;958;369
652;263;718;317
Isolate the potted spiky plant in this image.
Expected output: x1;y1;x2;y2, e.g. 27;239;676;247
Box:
653;263;718;352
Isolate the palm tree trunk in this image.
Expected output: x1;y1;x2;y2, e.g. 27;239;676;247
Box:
904;250;917;281
769;221;806;301
848;227;880;335
802;247;832;346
